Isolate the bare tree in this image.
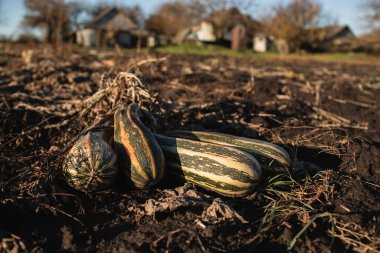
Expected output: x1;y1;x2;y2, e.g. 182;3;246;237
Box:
194;0;227;13
363;0;380;30
265;0;322;51
145;1;204;36
23;0;70;43
124;5;144;28
89;0;108;16
192;0;254;13
145;0;254;37
67;1;85;31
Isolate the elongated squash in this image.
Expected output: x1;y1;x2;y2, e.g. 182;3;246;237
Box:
166;131;293;171
114;104;165;189
63;131;118;192
154;133;261;197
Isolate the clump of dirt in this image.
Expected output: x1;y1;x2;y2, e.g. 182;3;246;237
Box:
1;45;380;252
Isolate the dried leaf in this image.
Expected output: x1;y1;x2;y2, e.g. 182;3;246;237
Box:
144;184;247;224
202;198;248;224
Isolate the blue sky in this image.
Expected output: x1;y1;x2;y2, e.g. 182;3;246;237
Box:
0;0;368;39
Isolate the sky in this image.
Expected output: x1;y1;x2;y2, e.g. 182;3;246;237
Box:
0;0;369;39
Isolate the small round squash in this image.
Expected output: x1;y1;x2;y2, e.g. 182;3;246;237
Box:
63;131;118;192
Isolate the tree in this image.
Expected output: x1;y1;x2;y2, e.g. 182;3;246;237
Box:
265;0;322;51
67;1;85;31
363;0;380;30
145;0;254;37
23;0;70;43
124;5;144;27
194;0;254;13
145;1;205;36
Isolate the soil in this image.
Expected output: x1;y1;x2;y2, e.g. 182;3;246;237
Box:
1;44;380;253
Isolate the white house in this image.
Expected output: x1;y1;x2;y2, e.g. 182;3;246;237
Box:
253;34;270;52
173;21;216;44
76;7;148;48
194;22;216;42
76;28;96;47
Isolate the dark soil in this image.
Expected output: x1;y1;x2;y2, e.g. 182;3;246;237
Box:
1;44;380;252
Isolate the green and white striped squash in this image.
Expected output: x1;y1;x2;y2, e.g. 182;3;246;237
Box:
114;104;165;189
154;134;261;197
63;130;118;192
167;131;293;172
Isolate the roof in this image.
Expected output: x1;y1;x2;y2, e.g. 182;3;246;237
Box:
87;7;139;31
313;25;355;41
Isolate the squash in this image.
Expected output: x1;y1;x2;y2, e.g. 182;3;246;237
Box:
63;130;118;192
154;134;261;197
167;131;293;172
114;104;165;189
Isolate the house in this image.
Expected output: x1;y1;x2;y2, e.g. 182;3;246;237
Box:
306;25;355;52
253;33;272;52
230;25;247;50
174;8;269;51
172;21;216;44
206;7;263;50
76;7;148;48
192;21;216;42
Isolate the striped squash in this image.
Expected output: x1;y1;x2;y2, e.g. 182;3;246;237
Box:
114;104;165;189
167;131;293;171
154;134;261;197
63;131;118;192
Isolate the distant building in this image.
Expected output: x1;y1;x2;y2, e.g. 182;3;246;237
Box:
76;7;148;48
172;21;216;44
306;25;355;52
206;8;263;51
173;8;271;52
253;33;273;52
193;21;216;42
230;24;247;51
76;29;96;47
